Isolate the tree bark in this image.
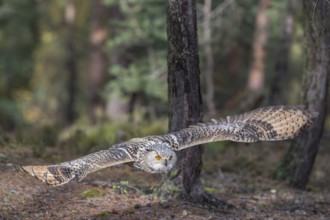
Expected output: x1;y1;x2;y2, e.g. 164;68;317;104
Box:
64;0;77;124
247;0;269;93
275;0;330;189
88;0;109;124
166;0;203;197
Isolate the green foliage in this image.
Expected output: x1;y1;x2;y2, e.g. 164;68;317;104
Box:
0;100;23;128
111;181;129;194
27;0;90;126
0;0;39;87
14;124;60;146
103;0;168;104
0;0;308;141
0;0;39;129
59;117;167;154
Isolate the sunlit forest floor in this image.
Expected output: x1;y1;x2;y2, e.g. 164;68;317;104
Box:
1;140;330;219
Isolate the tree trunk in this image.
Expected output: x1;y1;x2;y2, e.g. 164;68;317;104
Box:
88;0;109;124
247;0;269;93
166;0;203;197
274;0;330;189
64;0;77;124
269;1;293;105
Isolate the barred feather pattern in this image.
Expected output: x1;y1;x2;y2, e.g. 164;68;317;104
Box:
21;105;317;186
21;142;141;186
150;105;318;150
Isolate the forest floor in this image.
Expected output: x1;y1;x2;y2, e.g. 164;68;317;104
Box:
1;140;330;220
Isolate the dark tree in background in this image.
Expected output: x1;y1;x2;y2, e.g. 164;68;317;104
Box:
166;0;203;198
275;0;330;189
202;0;216;117
247;0;269;94
269;1;293;105
88;0;109;124
64;0;78;124
228;0;269;112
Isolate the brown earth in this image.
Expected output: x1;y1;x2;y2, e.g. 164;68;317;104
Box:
1;141;330;220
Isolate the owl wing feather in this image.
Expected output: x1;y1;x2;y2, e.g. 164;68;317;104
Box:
150;106;317;151
21;141;142;186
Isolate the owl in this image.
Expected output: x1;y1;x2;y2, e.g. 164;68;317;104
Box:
21;106;317;186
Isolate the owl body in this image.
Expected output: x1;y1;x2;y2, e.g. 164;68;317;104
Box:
133;144;177;173
21;105;317;186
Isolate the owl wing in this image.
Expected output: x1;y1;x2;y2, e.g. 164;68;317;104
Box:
21;141;142;186
21;105;317;186
150;106;317;151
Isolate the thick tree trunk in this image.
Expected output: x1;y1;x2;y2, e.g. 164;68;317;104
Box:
64;0;77;124
166;0;203;197
88;0;108;124
275;0;330;189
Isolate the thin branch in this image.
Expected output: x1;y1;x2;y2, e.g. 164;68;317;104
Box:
211;0;235;20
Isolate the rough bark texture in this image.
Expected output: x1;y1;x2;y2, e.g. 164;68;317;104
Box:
275;0;330;189
166;0;203;197
64;0;77;124
88;0;108;124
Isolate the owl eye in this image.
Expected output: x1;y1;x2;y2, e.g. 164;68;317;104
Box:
169;155;173;160
155;155;162;161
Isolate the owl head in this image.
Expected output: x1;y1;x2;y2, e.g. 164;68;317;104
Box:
134;144;177;174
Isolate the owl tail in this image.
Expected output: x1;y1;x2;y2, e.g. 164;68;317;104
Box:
20;165;82;186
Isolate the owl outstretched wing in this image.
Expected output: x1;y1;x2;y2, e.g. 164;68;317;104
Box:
149;106;317;151
21;141;141;186
21;105;316;186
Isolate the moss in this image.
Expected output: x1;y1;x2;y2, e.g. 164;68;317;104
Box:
305;184;322;193
95;211;111;218
81;188;104;198
204;186;218;193
125;208;135;215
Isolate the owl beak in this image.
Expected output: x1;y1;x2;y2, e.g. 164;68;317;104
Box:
164;159;168;166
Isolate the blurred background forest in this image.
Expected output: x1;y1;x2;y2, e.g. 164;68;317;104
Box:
1;1;330;218
0;0;324;155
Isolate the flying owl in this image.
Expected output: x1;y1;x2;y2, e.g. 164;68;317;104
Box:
21;105;317;186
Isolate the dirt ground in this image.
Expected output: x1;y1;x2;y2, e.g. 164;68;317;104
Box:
1;141;330;220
